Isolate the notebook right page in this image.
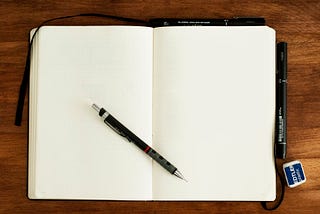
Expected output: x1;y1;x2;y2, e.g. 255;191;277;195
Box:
152;26;276;200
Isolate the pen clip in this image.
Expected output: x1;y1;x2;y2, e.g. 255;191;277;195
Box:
105;121;132;142
105;122;126;136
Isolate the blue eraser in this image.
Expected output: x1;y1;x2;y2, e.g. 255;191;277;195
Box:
283;160;306;188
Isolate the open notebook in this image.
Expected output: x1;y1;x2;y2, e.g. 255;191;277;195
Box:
28;26;276;200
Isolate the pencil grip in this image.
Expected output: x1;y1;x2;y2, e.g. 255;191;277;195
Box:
147;149;177;174
104;114;178;174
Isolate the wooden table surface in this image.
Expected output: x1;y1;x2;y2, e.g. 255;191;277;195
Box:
1;0;319;213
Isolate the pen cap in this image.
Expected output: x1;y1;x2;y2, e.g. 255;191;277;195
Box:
277;42;287;80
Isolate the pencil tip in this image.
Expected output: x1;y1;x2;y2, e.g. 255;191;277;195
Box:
174;170;187;182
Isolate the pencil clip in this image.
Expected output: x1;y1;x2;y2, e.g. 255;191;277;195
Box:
105;122;126;137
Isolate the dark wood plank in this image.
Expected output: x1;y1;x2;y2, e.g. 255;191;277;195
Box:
1;0;319;213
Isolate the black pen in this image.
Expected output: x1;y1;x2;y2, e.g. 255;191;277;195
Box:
276;42;287;159
149;17;265;27
91;103;187;181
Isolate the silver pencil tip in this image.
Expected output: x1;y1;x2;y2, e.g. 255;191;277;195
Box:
174;170;188;182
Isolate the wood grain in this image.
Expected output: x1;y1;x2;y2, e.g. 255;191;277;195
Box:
0;0;319;213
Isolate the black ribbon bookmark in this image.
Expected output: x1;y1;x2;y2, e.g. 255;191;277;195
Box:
14;13;148;126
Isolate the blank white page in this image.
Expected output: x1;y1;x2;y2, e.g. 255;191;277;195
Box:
153;26;276;200
29;26;153;199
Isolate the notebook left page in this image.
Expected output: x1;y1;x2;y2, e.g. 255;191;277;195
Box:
28;26;153;200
